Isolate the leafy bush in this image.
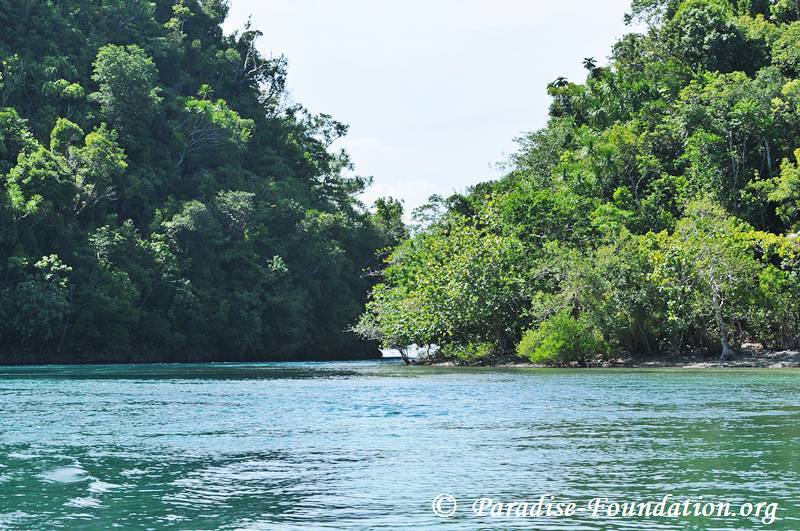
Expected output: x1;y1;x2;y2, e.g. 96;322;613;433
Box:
443;341;496;362
517;311;609;366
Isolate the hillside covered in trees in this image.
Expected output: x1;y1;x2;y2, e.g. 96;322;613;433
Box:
358;0;800;365
0;0;404;362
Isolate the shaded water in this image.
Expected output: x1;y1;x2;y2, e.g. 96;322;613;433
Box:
0;361;798;529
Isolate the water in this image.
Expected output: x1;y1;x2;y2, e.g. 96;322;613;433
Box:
0;361;798;529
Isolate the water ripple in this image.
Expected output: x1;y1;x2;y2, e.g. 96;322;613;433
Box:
0;363;796;528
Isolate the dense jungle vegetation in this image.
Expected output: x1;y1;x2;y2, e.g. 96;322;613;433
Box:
358;0;800;365
0;0;404;362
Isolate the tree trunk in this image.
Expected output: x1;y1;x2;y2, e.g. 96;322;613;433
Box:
764;138;773;178
398;347;411;365
711;280;734;361
56;289;74;354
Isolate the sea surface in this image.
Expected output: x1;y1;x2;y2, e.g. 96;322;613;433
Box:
0;361;797;529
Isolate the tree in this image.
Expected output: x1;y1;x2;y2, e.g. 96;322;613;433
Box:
1;255;72;351
90;44;162;135
0;0;397;361
769;149;800;231
772;22;800;74
666;0;749;73
0;107;36;172
371;197;407;243
359;0;800;364
175;96;253;166
673;199;760;360
68;124;128;220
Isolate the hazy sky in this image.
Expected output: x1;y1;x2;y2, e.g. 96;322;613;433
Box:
225;1;637;215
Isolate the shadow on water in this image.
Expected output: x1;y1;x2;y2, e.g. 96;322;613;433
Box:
0;362;382;381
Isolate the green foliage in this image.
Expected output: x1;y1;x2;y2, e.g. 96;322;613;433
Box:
357;213;529;352
90;45;162;134
371;197;408;243
0;1;401;361
769;149;800;230
176;96;253;165
43;79;85;101
444;341;496;362
50;117;83;153
667;0;749;72
772;22;800;74
0;107;36;171
359;0;800;362
517;310;609;365
1;255;72;349
771;0;800;22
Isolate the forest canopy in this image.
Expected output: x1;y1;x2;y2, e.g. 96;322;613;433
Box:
357;0;800;365
0;0;403;362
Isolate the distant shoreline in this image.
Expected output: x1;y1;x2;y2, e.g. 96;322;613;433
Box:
419;349;800;369
0;350;383;366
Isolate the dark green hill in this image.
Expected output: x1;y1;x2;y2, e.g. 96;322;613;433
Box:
0;0;403;362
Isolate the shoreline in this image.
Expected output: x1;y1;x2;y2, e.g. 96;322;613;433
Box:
0;350;383;366
421;348;800;369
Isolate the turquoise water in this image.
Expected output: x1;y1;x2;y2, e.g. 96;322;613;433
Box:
0;361;798;529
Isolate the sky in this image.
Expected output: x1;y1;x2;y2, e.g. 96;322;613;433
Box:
224;0;638;216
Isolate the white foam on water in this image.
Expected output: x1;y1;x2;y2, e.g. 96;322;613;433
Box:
7;452;39;460
120;467;146;477
39;466;91;484
88;480;119;494
64;497;102;509
0;511;32;526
